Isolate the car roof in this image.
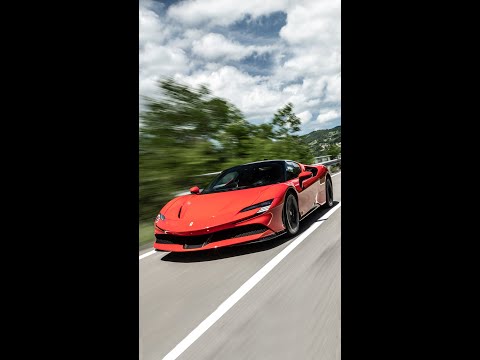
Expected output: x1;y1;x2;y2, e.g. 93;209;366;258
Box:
217;160;303;175
243;159;296;166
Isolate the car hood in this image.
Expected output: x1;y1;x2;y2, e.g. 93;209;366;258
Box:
158;185;285;232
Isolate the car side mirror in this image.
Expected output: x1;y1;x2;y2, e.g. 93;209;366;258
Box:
298;171;313;181
298;171;313;188
190;186;200;194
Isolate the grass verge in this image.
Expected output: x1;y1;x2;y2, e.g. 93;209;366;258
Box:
139;221;154;249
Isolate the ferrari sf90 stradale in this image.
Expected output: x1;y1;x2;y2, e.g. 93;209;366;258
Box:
153;160;333;252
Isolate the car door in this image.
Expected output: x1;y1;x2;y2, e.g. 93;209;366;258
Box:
286;161;317;217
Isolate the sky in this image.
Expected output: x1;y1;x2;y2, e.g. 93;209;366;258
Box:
139;0;341;134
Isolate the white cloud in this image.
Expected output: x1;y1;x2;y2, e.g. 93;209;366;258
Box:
167;0;291;27
139;0;341;132
192;33;274;61
297;110;312;124
167;28;205;50
174;66;280;119
274;0;341;104
282;51;340;77
139;1;191;105
316;109;340;124
174;64;335;126
297;74;341;103
139;43;190;102
324;74;341;102
139;2;172;47
279;0;340;46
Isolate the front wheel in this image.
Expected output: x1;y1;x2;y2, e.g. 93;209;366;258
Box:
324;178;334;208
283;193;300;236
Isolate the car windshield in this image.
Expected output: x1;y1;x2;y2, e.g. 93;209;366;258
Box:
201;162;285;194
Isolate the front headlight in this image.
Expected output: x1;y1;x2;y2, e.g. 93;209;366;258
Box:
155;213;165;222
240;199;273;214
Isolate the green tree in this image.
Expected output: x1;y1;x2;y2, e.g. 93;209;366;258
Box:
139;78;241;220
325;144;341;159
270;103;314;163
272;103;301;138
139;79;315;222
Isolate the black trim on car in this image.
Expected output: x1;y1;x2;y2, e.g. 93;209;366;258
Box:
155;224;270;248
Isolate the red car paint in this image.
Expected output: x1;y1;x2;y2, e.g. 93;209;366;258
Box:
153;160;330;252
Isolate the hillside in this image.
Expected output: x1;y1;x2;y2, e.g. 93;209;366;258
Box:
301;125;341;156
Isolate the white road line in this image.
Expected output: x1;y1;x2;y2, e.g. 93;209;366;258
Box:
319;202;342;220
139;249;156;260
332;171;341;177
162;202;341;360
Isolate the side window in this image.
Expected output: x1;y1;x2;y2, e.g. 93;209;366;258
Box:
285;161;301;180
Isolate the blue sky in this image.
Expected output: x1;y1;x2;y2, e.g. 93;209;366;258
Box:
139;0;341;134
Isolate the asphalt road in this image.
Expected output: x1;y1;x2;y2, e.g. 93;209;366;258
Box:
140;173;341;360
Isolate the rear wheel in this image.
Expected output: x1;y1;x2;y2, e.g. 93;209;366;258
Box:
283;193;300;235
324;178;334;208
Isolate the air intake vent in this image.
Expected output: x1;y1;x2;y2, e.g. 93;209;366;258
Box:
155;224;269;246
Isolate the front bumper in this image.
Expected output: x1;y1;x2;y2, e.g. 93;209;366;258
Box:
154;228;276;251
153;206;284;252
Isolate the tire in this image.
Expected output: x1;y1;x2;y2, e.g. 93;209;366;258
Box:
283;193;300;236
324;177;334;208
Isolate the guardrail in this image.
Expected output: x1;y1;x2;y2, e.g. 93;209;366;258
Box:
193;171;224;177
173;159;341;197
314;158;341;167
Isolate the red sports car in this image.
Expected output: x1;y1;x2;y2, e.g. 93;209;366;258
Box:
153;160;334;252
